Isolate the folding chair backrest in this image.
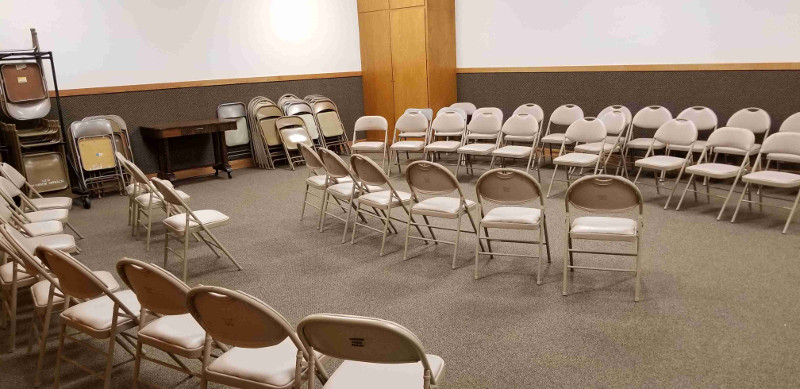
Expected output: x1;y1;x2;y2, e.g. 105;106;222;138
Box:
513;104;544;123
431;110;466;135
598;105;632;126
125;159;153;187
298;143;324;171
632;106;672;129
285;102;320;140
276;116;312;151
467;110;502;135
549;104;584;126
71;118;114;139
654;118;698;147
354;116;388;142
677;106;718;132
0;204;14;223
779;112;800;133
706;127;755;153
350;154;389;186
395;111;429;135
761;132;800;156
257;105;284;146
117;258;190;316
727;108;771;135
473;107;503;123
598;110;628;136
35;246;110;300
404;108;433;121
0;162;27;189
187;286;296;349
151;178;188;209
297;313;431;369
0;226;48;279
566;175;643;214
564;117;606;144
0;176;23;198
476;168;542;205
406;161;460;195
318;149;353;180
450;102;477;116
1;62;47;103
2;223;39;256
313;101;345;137
501;113;538;137
217;102;250;147
436;107;467;122
71;119;117;171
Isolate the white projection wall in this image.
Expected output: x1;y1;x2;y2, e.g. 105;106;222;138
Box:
0;0;362;89
455;0;800;68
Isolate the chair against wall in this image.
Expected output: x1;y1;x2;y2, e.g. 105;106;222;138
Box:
403;161;486;269
474;168;551;284
151;178;241;281
217;102;251;160
632;119;697;209
284;100;323;148
546;117;607;198
489;113;541;178
276;116;314;171
424;109;467;164
350;116;389;172
539;104;584;165
0;162;73;211
623;106;673;170
731;132;800;234
297;313;444;389
114;152;137;226
389;111;430;175
574;109;629;176
186;285;326;389
563;175;645;301
455;108;503;177
676;127;755;220
36;246;141;389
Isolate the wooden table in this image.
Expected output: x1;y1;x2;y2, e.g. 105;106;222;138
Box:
140;118;237;181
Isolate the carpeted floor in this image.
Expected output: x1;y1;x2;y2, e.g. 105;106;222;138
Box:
1;161;799;388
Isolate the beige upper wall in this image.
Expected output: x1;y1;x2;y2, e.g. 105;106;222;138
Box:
455;0;800;68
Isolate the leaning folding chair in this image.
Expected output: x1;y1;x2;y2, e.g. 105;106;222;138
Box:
0;176;82;240
69;118;125;197
350;116;389;172
217;102;252;160
276;116;314;171
285;100;324;148
0;162;73;212
317;149;380;242
731;132;800;234
563;175;645;302
297;313;444;389
313;100;351;154
474;168;551;284
403;161;486;269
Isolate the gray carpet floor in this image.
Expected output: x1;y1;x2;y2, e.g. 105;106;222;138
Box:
1;160;799;388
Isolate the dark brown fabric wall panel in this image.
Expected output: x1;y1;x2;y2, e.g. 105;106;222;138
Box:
457;71;800;138
51;76;363;173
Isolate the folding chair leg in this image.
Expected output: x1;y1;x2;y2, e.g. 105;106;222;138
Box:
717;174;742;220
489;156;496;170
420;215;438;243
402;212;413;261
53;323;66;389
319;193;330;232
633;166;643;184
300;185;310;221
163;232;170;268
454;154;462;177
132;338;143;389
665;168;686;210
676;174;695;211
34;308;52;387
653;171;661;195
104;312;119;389
731;182;751;223
782;190;800;234
562;233;570;296
182;231;190;282
634;237;642;302
8;286;17;352
379;204;391;256
543;216;551;263
66;222;84;240
452;215;462;269
341;197;355;244
537;228;543;285
145;210;153;251
350;203;362;245
546;165;559;198
474;226;482;280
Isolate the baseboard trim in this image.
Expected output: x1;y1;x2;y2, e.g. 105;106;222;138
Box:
456;62;800;74
146;158;254;180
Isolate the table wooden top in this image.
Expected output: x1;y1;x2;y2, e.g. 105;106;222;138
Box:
141;118;237;139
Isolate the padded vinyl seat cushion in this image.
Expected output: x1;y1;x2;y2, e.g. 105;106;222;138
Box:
626;137;664;150
685;163;742;179
138;313;206;355
553;153;599;166
492;145;532;158
412;197;476;218
60;290;141;337
767;152;800;163
30;271;119;309
306;175;352;189
24;209;68;223
327;183;383;198
206;338;305;387
570;216;637;241
457;143;496;155
540;133;572;144
136;190;190;206
425;141;461;152
670;140;706;153
574;142;619;154
22;220;64;236
390;140;426;151
634;155;686;170
481;207;541;230
503;134;536;142
163;210;230;232
352;141;385;152
29;197;72;210
715;144;760;156
0;261;34;284
357;190;412;207
26;234;77;254
742;171;800;188
321;354;445;389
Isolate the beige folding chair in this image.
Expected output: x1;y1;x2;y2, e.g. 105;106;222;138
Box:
349;154;430;256
403;161;486;269
455;107;504;177
35;246;141;389
0;162;74;211
676;127;755;219
297;313;444;389
114;151;147;226
474;169;551;284
779;112;800;133
0;175;83;239
298;143;350;222
389;111;430;175
546;117;607;198
623;106;673;171
351;116;389;172
313;100;351;154
424;108;467;165
276;116;314;171
186;285;327;389
674;106;718;153
0;201;64;237
450;101;477;122
513;103;545;130
717;107;771;157
150;178;241;281
539;104;584;165
116;258;209;388
0;228;38;354
575;109;629;176
563;175;645;301
490;113;541;178
125;159;190;251
632;119;698;209
732;132;800;234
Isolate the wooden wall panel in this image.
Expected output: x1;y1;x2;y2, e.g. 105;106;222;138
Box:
390;7;429;120
358;10;396;140
357;0;389;13
389;0;425;9
425;0;456;114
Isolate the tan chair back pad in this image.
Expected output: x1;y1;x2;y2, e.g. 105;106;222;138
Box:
779;112;800;133
126;159;153;186
565;117;606;144
318;149;352;179
312;101;338;115
117;258;190;316
0;176;23;198
550;104;584;126
405;161;459;196
598;110;628;136
275;116;306;131
0;162;27;188
432;111;466;134
0;226;45;278
35;246;106;300
677;106;718;131
566;175;643;213
298;143;324;170
151;178;187;207
467;111;502;135
477;169;542;205
513;103;544;122
654;119;698;147
350;155;389;186
284;102;313;116
761;132;800;156
2;224;38;256
297;314;428;366
726;107;771;134
706;127;755;152
187;286;292;348
395;112;429;134
0;204;13;222
598;105;632;125
632;105;672;129
501;114;538;137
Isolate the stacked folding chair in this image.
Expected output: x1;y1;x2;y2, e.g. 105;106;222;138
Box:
275;116;314;170
216;102;252;161
283;99;324;148
246;96;285;169
82;115;134;190
68;118;125;197
311;96;351;154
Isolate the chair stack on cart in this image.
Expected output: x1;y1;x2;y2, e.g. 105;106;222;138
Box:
81;114;134;192
67;118;125;197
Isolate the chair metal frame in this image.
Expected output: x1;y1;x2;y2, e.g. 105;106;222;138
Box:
546;117;607;198
0;226;38;354
276;116;314;171
455;108;504;177
317;149;377;243
424;108;467;166
389;110;431;175
351;116;389;172
124;158;183;251
488;113;542;180
539;104;584;166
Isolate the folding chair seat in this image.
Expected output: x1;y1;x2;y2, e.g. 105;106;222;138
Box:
715;108;770;156
0;175;82;238
455;108;503;177
0;203;63;237
297;313;443;389
676;127;755;219
151;178;241;281
389;111;430;175
632;118;697;209
546;118;607;197
424;108;467;162
351;116;389;171
672;106;718;153
403;161;485;269
563;175;645;301
623;106;673;168
473;169;550;284
489;112;541;178
732;132;800;234
539;104;584;163
276;116;314;170
186;285;326;389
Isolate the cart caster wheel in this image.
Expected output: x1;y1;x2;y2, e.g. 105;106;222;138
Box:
82;197;92;209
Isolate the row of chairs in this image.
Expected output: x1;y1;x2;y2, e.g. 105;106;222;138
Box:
299;145;646;301
0;239;443;388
